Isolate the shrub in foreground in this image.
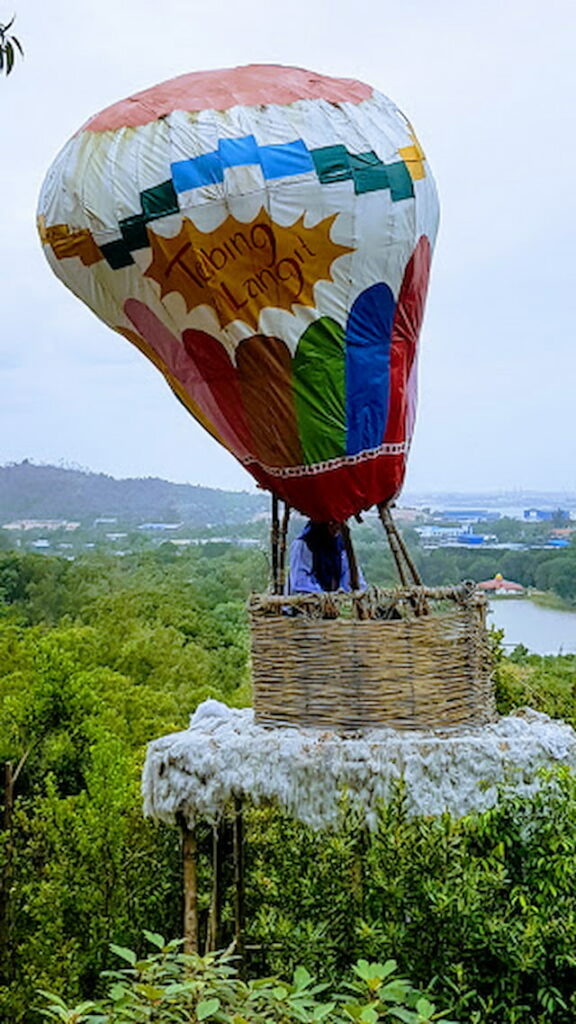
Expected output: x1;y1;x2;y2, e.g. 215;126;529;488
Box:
39;932;459;1024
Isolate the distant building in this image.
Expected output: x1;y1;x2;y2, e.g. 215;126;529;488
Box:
433;509;501;523
2;519;80;532
416;525;461;544
137;522;183;531
523;508;569;522
477;573;525;596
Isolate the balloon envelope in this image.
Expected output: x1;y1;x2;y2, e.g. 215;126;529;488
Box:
38;64;439;521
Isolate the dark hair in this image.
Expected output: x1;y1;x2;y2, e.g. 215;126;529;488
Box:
302;521;344;591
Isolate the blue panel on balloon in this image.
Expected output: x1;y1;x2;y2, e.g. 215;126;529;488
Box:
171;152;224;191
259;140;315;179
171;136;314;192
218;135;260;167
345;283;395;455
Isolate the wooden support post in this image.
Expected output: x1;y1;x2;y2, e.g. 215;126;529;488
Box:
233;797;245;960
206;821;223;953
271;494;280;595
179;816;198;954
341;521;360;591
2;761;14;833
377;504;410;586
378;504;428;615
0;762;14;986
278;502;291;593
351;828;367;918
390;516;423;587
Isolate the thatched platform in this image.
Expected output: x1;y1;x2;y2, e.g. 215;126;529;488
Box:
142;700;576;829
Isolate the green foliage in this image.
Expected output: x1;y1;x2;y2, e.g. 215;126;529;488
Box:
2;548;576;1024
242;778;576;1024
0;549;256;1020
38;938;459;1024
0;16;23;75
494;649;576;723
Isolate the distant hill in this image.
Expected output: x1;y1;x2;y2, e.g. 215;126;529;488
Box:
0;462;268;527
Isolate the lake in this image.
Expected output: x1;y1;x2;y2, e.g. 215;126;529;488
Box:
488;599;576;656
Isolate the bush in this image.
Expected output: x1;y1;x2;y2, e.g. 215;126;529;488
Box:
39;934;459;1024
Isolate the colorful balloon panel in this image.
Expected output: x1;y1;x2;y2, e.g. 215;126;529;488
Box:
38;64;439;521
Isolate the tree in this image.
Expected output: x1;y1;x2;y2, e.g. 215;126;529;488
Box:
0;16;23;76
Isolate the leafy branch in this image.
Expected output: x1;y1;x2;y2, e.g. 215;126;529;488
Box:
0;15;23;75
38;936;461;1024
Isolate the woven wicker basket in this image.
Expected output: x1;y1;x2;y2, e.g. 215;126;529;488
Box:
249;584;495;732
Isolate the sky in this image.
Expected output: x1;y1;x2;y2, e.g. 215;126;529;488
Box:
1;0;575;494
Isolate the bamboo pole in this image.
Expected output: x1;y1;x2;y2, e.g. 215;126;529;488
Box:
0;762;14;986
377;504;409;586
233;797;245;960
278;502;291;592
271;494;280;594
206;822;223;953
378;504;428;615
2;761;13;833
341;521;360;591
179;817;198;954
341;522;368;620
351;834;366;918
388;511;423;586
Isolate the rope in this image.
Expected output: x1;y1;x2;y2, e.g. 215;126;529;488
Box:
249;581;482;619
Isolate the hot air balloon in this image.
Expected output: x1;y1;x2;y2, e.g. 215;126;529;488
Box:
38;64;439;523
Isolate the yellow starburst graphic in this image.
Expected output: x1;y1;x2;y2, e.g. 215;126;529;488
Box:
144;210;353;331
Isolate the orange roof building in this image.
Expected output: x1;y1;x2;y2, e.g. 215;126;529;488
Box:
477;573;525;595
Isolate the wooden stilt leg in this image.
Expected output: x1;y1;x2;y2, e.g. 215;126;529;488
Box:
351;828;366;918
378;503;428;615
233;797;244;959
206;821;223;953
180;816;198;954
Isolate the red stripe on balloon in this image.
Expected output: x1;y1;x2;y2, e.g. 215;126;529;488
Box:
181;329;253;457
383;236;431;446
250;451;407;522
124;300;252;458
83;66;372;132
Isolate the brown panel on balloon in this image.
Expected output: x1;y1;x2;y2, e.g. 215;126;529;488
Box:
236;335;304;468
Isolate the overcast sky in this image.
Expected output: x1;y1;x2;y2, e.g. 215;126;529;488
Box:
1;0;574;494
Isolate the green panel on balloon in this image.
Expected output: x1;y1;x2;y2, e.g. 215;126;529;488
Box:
293;317;346;464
